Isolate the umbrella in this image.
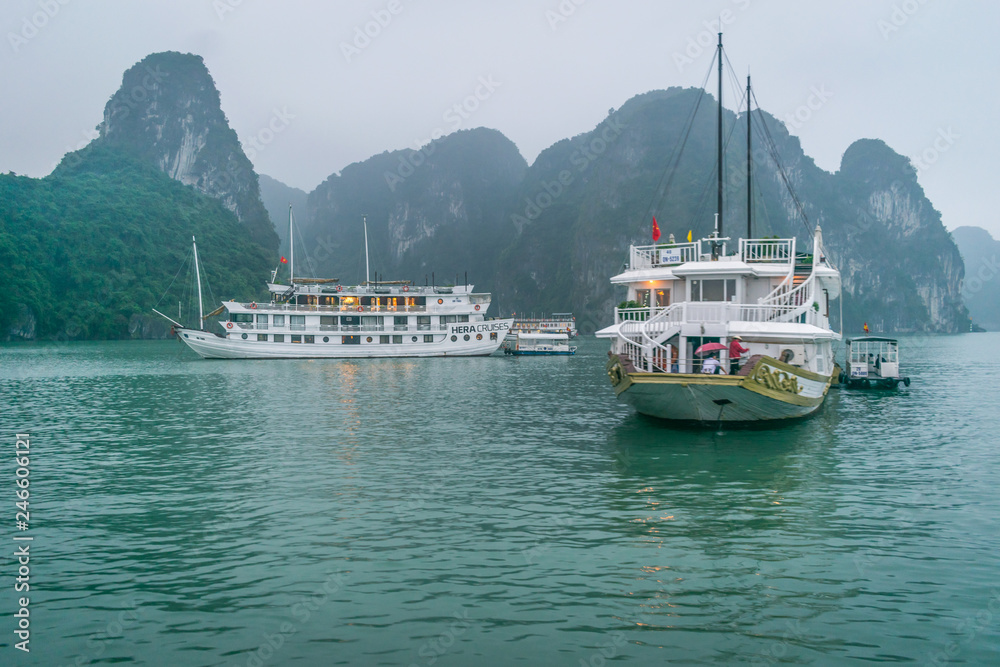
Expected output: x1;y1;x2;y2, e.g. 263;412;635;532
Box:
694;342;727;355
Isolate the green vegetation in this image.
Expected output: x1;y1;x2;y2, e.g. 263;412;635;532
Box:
0;144;272;340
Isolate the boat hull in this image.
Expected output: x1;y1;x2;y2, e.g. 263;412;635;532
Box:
606;354;835;423
175;321;511;359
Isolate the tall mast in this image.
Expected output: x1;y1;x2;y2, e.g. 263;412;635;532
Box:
288;204;294;285
363;215;370;285
746;73;752;240
716;32;724;238
192;236;204;329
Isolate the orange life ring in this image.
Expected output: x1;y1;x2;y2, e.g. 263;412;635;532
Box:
250;302;257;309
336;285;343;292
357;306;363;312
475;305;480;311
226;322;233;329
403;285;409;292
437;298;443;304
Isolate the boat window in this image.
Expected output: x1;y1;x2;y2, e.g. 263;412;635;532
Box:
273;315;285;326
341;315;359;327
256;314;268;324
655;289;670;307
423;335;434;343
441;315;458;324
289;315;305;331
361;316;380;329
394;316;408;326
417;316;431;330
232;313;254;323
702;280;724;302
291;335;302;343
320;315;337;326
634;289;650;306
380;335;390;344
343;335;360;345
319;296;337;306
726;279;736;301
273;334;284;342
458;315;469;322
393;335;403;344
257;334;267;341
305;335;315;343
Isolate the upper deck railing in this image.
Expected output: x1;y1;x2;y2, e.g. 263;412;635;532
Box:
629;243;699;269
739;239;795;263
628;238;796;270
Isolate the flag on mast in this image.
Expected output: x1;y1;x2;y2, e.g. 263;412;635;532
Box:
280;256;288;264
652;217;661;242
687;230;693;242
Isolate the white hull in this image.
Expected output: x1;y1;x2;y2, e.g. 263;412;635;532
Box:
176;320;512;359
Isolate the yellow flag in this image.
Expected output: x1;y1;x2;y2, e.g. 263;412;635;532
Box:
687;230;692;242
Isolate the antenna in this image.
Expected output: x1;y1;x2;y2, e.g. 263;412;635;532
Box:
288;204;294;285
363;215;370;285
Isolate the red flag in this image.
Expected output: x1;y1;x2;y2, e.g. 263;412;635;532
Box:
652;216;661;242
280;256;288;264
863;322;869;334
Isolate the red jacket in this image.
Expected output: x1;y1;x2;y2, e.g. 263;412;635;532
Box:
730;339;750;357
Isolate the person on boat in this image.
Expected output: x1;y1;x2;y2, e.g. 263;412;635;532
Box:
702;354;722;375
728;336;750;374
670;345;679;373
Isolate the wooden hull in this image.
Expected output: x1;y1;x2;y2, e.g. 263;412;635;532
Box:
606;354;835;423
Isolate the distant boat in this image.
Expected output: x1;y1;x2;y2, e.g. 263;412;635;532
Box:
509;313;577;337
502;332;577;356
595;34;842;423
158;211;511;359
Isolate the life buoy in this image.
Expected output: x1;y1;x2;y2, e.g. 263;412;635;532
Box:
336;285;343;292
226;322;233;329
475;305;480;311
403;285;409;292
357;306;363;312
250;302;257;310
438;298;444;304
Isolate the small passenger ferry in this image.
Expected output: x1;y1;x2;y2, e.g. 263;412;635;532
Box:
502;332;577;356
509;313;577;337
841;336;911;389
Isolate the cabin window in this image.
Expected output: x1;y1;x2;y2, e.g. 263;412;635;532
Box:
690;279;737;302
393;335;403;344
273;334;284;342
634;289;650;307
273;314;285;326
343;335;360;345
319;296;337;306
361;316;380;329
289;315;305;331
291;335;302;343
320;315;337;328
423;334;434;343
305;335;315;344
232;313;254;323
417;316;431;330
256;314;268;325
394;316;408;330
441;315;458;324
257;334;267;341
655;289;670;307
458;315;469;322
341;315;359;327
380;335;390;344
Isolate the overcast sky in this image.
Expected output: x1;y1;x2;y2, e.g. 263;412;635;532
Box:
2;0;997;237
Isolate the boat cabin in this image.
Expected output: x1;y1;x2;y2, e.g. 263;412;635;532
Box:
843;336;911;389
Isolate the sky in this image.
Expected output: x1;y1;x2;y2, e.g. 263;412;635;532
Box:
1;0;998;237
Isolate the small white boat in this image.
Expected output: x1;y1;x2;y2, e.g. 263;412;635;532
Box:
840;336;911;389
502;332;577;356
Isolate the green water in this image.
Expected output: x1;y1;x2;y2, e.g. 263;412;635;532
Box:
2;334;999;665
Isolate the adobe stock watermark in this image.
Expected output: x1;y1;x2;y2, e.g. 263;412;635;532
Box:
384;75;502;192
242;107;295;161
911;127;958;174
964;254;1000;296
877;0;933;40
408;610;472;666
545;0;588;31
340;0;408;64
672;0;752;73
510;116;626;231
213;0;246;21
7;0;71;53
783;85;834;131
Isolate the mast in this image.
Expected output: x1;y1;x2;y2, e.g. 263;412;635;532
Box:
716;32;724;238
192;236;204;329
746;73;752;239
363;215;370;285
288;204;294;285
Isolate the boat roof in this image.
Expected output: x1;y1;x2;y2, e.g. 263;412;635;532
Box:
848;336;898;344
517;332;569;340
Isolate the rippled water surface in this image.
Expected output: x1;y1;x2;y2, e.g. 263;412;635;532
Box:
2;334;999;665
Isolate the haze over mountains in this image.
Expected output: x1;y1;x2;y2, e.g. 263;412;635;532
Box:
1;51;992;340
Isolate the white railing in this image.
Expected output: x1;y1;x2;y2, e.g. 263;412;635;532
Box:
629;242;699;269
739;238;795;263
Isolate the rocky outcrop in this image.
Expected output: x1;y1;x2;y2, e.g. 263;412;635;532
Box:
952;226;1000;330
97;52;277;250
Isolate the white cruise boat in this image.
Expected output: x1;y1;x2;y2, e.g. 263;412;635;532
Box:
162;218;511;359
596;229;841;422
596;33;842;423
